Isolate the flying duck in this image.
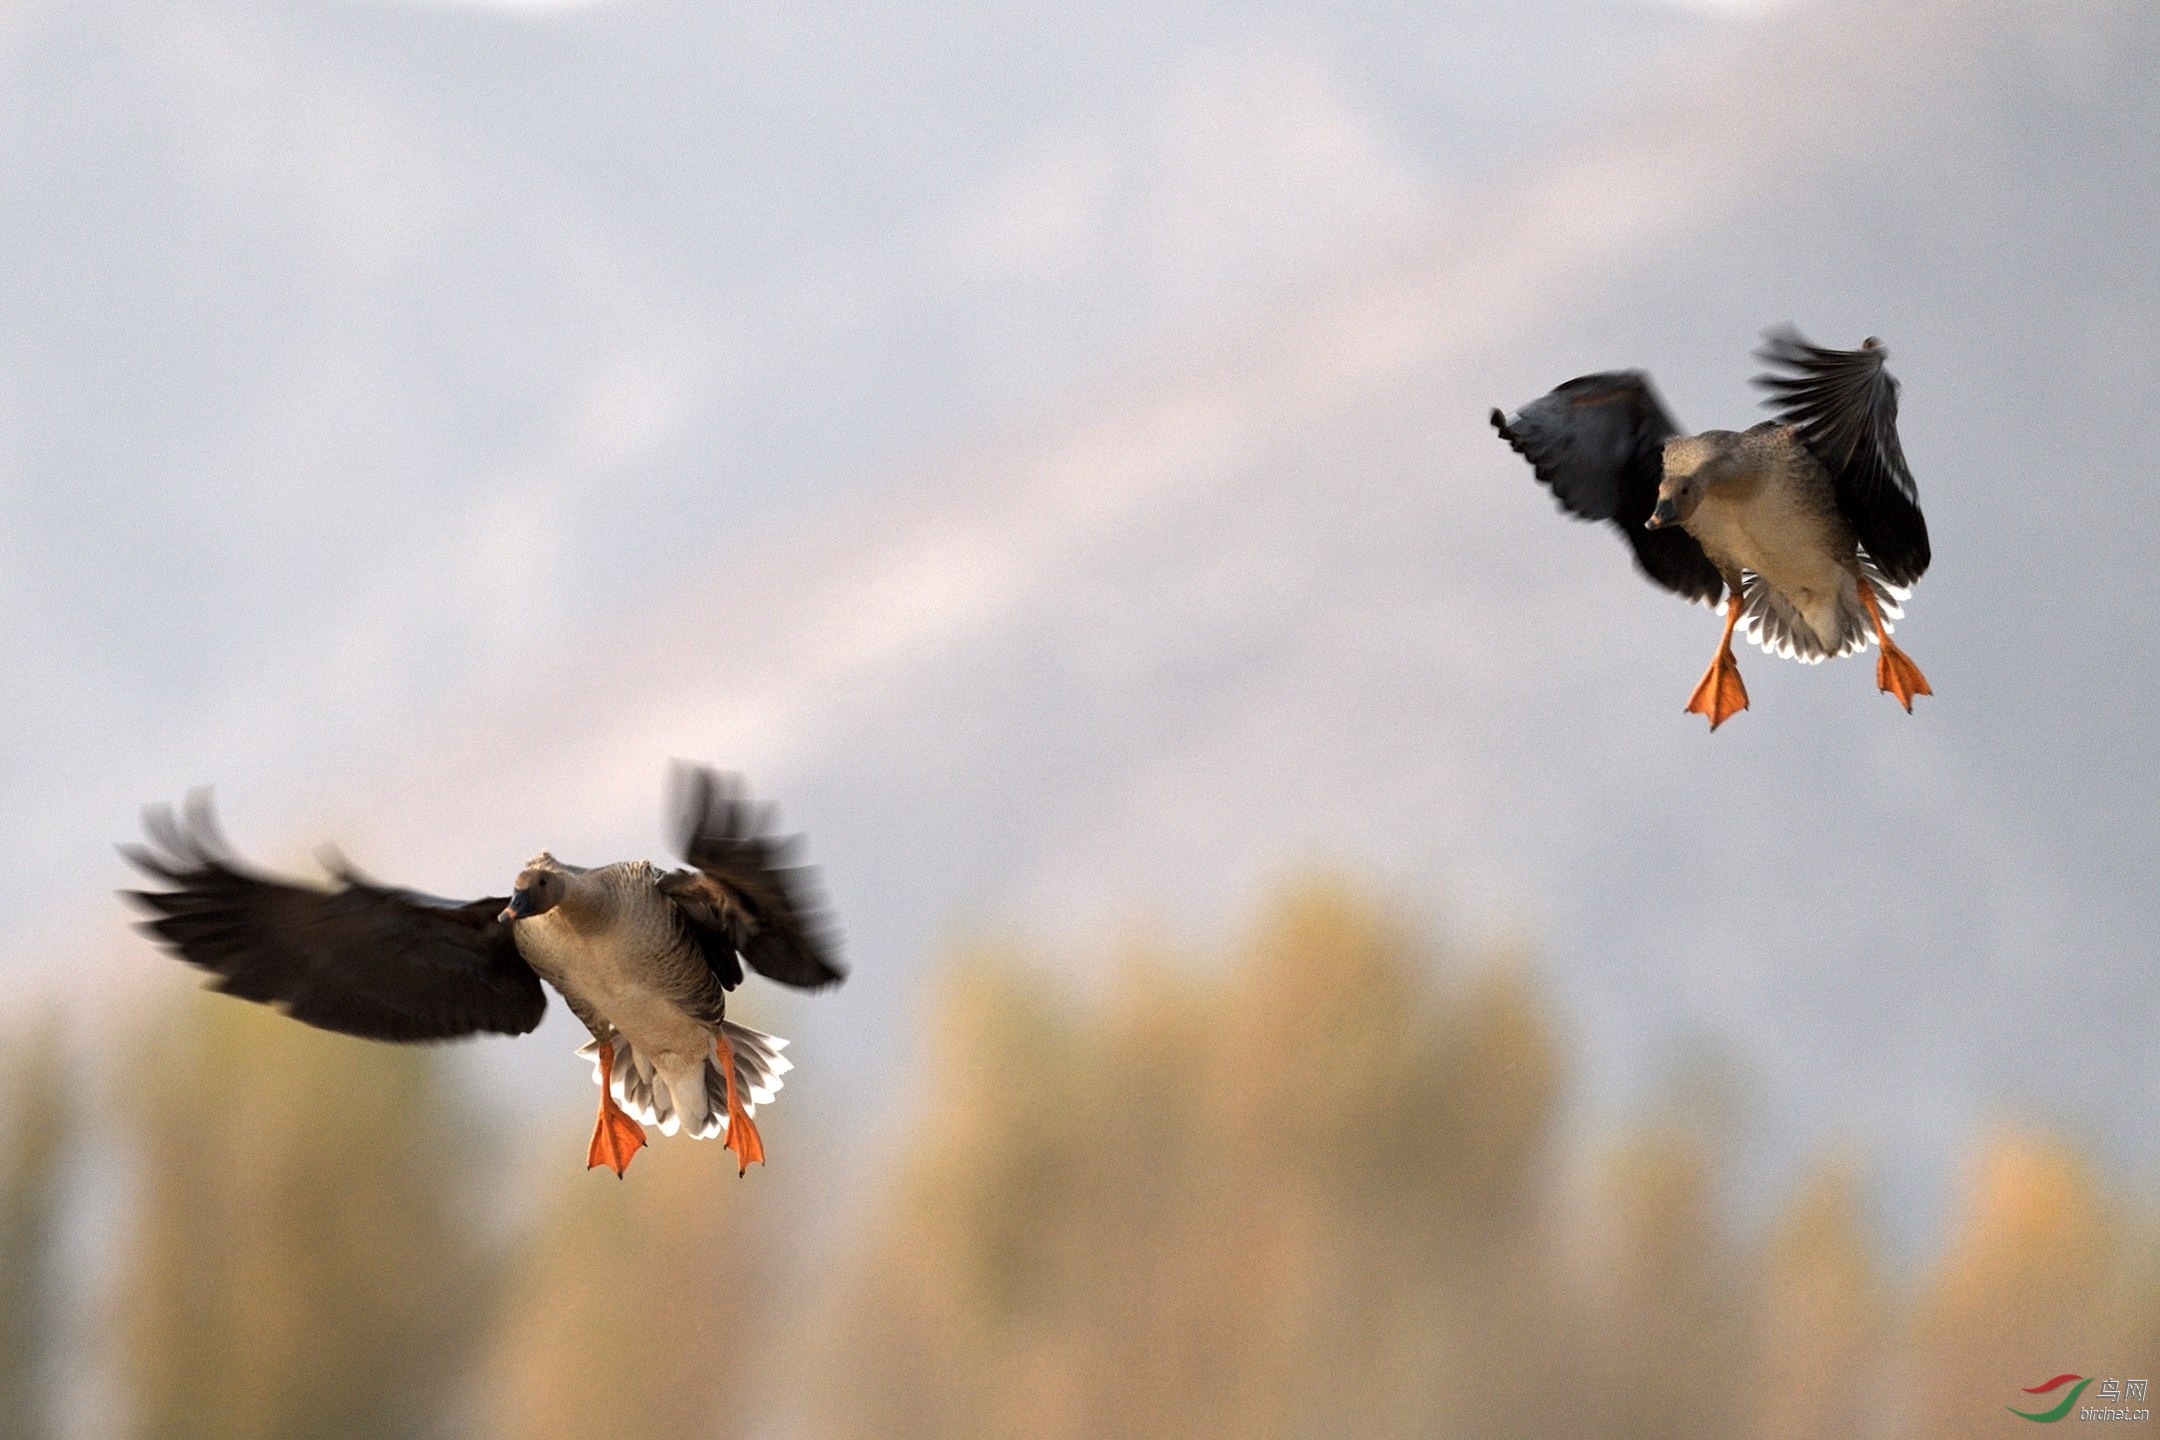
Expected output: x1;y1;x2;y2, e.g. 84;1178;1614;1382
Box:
1491;328;1932;729
122;765;843;1176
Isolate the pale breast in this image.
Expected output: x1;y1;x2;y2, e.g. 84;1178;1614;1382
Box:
1686;449;1855;602
512;866;724;1062
1682;438;1861;650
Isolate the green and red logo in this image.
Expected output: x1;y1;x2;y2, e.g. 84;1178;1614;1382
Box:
2011;1375;2093;1423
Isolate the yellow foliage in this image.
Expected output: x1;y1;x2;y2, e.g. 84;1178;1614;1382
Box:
473;1137;770;1440
0;1025;65;1440
1908;1131;2133;1439
819;878;1571;1440
118;993;488;1440
1755;1158;1886;1440
65;880;2160;1440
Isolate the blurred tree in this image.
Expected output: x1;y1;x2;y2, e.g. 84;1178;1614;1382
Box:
1203;885;1567;1440
1907;1132;2120;1440
0;1025;66;1440
472;1134;772;1440
1580;1133;1749;1440
1390;958;1578;1439
118;992;488;1440
818;952;1092;1440
2098;1229;2160;1417
810;880;2160;1440
80;883;2160;1440
818;878;1570;1440
1753;1158;1887;1440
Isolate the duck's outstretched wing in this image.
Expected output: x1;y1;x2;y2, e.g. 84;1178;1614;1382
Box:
1491;370;1725;606
657;765;844;993
1754;328;1930;586
122;794;545;1042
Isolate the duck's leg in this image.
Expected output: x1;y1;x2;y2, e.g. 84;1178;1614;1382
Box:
1684;585;1750;731
1858;583;1931;712
713;1030;766;1176
586;1041;648;1176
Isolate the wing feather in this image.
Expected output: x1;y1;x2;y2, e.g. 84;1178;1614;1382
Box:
657;766;844;993
1754;328;1930;586
122;794;546;1042
1491;371;1725;606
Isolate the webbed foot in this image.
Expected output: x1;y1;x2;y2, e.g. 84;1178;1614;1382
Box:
1875;640;1932;713
586;1042;648;1176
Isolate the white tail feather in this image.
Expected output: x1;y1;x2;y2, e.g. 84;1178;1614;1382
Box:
1738;554;1907;664
577;1021;792;1143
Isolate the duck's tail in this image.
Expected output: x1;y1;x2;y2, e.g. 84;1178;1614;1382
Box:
576;1021;792;1142
1739;554;1907;663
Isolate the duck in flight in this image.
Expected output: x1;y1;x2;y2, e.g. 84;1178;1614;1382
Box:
123;765;843;1176
1492;328;1932;729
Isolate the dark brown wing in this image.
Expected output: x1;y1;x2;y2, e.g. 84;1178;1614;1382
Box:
1492;370;1725;606
657;766;844;992
1754;328;1930;586
122;794;546;1042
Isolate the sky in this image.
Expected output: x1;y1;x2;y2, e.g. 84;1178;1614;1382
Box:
4;0;2155;1257
0;0;1722;990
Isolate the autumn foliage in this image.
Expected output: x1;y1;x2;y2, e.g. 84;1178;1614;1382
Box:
2;879;2155;1437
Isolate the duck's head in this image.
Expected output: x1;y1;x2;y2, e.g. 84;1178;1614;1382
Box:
499;853;567;922
1647;432;1739;530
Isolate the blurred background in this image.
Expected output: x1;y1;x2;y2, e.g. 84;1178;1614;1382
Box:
2;0;2157;1434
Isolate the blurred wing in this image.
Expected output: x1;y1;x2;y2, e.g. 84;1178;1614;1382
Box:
658;766;844;992
1491;370;1725;605
122;795;546;1042
1754;328;1930;586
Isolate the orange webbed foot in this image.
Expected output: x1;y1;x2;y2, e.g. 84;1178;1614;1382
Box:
715;1032;766;1177
1684;648;1750;731
1684;592;1750;731
588;1101;647;1176
1857;581;1930;714
586;1042;648;1176
725;1110;765;1176
1875;641;1932;713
